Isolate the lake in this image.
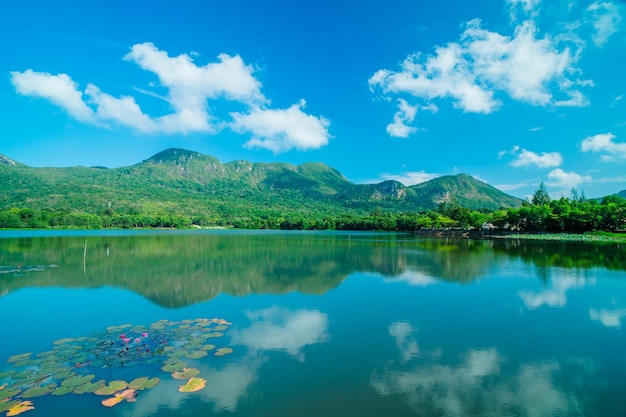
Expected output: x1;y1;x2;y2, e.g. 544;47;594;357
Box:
1;230;625;417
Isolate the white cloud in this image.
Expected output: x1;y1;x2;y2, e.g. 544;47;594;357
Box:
85;84;157;132
10;70;96;122
232;100;331;153
589;308;626;328
511;148;562;168
11;43;331;152
124;42;267;134
586;1;622;46
370;17;588;134
231;307;329;360
377;171;439;186
507;0;542;21
547;168;592;190
581;133;626;159
386;99;419;138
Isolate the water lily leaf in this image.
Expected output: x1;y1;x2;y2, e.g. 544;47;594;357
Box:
213;325;228;331
171;368;200;380
21;383;57;398
167;350;187;359
178;377;206;393
52;338;76;346
0;400;20;413
73;380;105;395
129;376;160;390
0;370;17;380
52;369;73;381
61;374;94;388
7;353;32;364
185;350;207;360
109;380;129;391
201;344;216;351
161;360;187;373
101;388;138;407
51;385;73;396
35;351;54;359
0;384;20;401
214;347;234;357
11;359;39;368
5;400;34;416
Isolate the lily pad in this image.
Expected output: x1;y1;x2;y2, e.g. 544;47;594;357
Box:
129;376;160;390
172;368;200;380
0;384;20;401
5;400;34;416
21;384;57;398
213;325;229;331
73;380;105;395
214;347;234;357
51;385;74;396
201;344;216;351
101;388;137;407
61;374;94;388
161;360;187;373
185;350;207;360
94;379;128;395
6;353;32;364
0;370;17;380
178;377;206;393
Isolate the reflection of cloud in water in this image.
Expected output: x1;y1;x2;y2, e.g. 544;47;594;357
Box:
389;321;419;362
590;308;626;328
387;270;437;286
128;307;329;415
123;357;267;415
371;344;597;417
519;275;590;309
232;306;329;360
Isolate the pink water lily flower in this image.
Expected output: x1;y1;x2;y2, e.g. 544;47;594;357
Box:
142;332;148;338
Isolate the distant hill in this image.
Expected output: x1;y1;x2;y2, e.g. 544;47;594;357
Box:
0;148;522;218
618;189;626;199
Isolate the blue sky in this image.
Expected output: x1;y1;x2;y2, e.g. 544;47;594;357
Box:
1;0;625;199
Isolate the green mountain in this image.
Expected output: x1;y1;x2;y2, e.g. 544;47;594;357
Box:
0;148;522;218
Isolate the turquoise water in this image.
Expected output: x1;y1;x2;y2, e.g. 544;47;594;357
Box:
0;231;625;416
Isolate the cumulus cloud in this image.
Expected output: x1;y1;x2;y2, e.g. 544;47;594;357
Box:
85;84;157;132
11;70;96;122
232;100;331;153
386;99;419;138
369;11;591;136
547;168;592;191
586;1;622;46
510;148;563;168
369;17;586;135
581;133;626;160
11;43;331;152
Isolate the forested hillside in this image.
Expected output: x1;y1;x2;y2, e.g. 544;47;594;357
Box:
0;148;522;229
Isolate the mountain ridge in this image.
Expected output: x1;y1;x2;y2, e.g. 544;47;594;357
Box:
0;148;523;217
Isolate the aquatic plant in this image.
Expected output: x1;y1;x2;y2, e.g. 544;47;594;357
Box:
0;318;233;414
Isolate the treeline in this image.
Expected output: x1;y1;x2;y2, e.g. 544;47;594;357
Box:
1;188;625;233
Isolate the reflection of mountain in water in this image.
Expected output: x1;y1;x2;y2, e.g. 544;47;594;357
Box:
0;232;624;307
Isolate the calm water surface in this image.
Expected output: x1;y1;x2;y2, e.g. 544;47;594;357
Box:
1;230;625;417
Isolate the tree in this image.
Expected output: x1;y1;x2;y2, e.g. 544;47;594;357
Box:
532;181;551;206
